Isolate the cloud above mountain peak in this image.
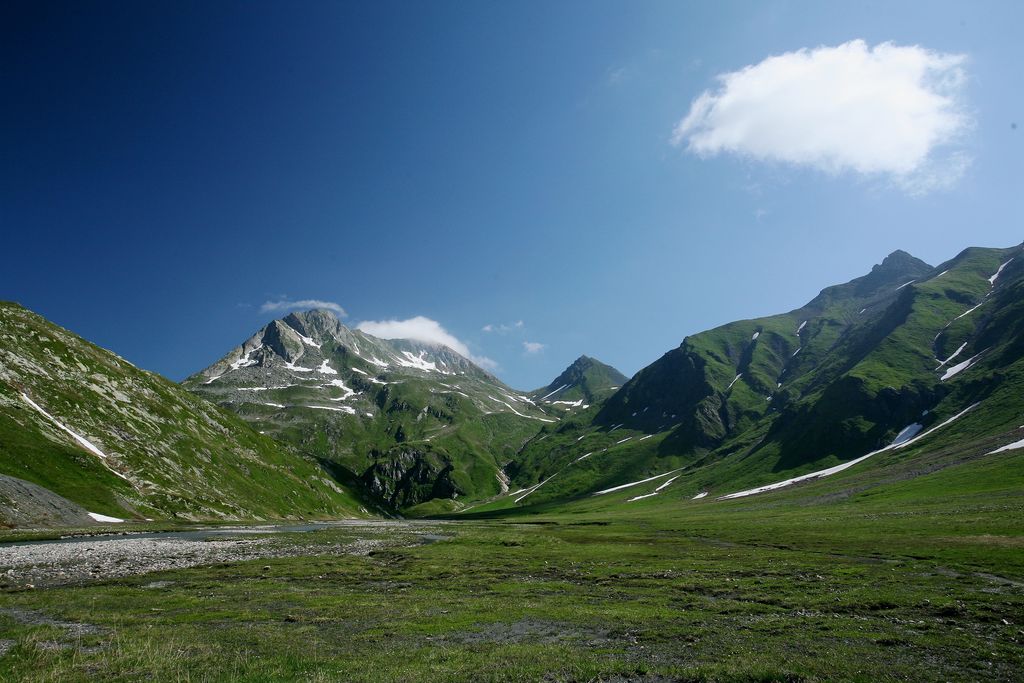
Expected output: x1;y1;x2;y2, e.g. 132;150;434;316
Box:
357;316;497;371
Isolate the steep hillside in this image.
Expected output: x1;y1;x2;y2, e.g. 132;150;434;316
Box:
531;356;627;409
493;244;1024;511
0;302;364;526
185;310;559;514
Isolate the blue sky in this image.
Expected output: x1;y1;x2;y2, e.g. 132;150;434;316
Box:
2;1;1022;390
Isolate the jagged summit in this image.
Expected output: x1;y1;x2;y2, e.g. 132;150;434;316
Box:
185;309;561;513
282;309;346;339
189;310;489;385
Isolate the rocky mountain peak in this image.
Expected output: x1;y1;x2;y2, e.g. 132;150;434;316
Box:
875;250;931;278
283;309;345;340
534;355;628;404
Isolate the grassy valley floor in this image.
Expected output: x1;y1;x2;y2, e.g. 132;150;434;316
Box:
1;482;1022;683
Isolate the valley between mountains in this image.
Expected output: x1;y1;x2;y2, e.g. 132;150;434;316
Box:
3;243;1024;523
1;243;1023;681
2;244;1024;524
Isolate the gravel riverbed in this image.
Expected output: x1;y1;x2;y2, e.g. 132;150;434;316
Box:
0;522;444;588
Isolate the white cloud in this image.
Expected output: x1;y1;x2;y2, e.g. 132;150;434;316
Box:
357;316;497;371
672;40;970;192
523;341;546;354
260;299;347;317
472;356;500;371
482;320;525;334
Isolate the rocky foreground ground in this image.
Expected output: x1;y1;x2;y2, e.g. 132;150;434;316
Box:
0;521;447;588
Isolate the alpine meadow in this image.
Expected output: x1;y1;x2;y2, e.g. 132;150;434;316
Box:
1;2;1023;682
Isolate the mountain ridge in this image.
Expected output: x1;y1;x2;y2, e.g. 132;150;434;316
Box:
487;243;1024;513
4;243;1023;525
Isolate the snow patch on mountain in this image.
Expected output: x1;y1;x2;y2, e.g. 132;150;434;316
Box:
21;393;110;461
936;342;968;369
989;258;1014;285
655;475;679;492
593;468;685;496
87;512;125;523
717;403;979;500
988;437;1024;454
306;405;357;414
890;422;923;445
941;352;983;381
541;384;569;400
394;351;445;373
284;360;314;373
514;473;558;503
952;301;985;322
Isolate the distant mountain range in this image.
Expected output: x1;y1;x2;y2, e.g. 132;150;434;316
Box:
3;242;1023;525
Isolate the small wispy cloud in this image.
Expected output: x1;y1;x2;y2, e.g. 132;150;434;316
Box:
260;298;347;317
672;40;972;194
358;315;497;371
482;320;524;334
606;66;629;85
523;341;546;354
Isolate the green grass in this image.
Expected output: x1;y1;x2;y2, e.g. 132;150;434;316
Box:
2;446;1022;682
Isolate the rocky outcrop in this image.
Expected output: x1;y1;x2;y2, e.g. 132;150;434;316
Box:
360;447;462;508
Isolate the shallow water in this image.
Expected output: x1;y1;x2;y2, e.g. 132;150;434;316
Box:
2;519;436;549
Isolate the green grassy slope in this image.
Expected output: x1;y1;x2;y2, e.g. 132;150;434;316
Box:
493;244;1024;512
0;303;364;525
